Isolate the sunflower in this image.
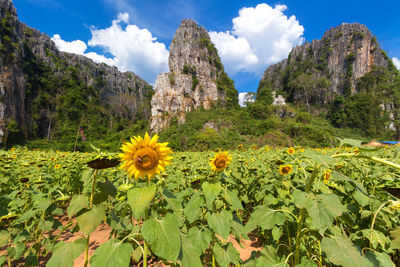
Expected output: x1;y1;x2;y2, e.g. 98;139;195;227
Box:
11;155;17;159
119;132;173;180
209;151;232;172
237;144;243;150
278;164;293;175
54;164;61;169
287;147;296;155
323;169;332;183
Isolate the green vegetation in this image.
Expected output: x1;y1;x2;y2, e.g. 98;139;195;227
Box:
329;66;400;138
2;140;400;266
159;105;367;151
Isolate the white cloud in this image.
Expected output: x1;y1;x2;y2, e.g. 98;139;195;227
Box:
51;13;169;84
210;3;304;76
393;57;400;70
209;31;258;74
84;52;118;66
51;34;87;55
117;12;129;23
88;13;169;83
238;92;255;107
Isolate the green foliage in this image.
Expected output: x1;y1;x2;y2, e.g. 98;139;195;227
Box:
158;105;370;151
216;73;239;109
329;66;400;137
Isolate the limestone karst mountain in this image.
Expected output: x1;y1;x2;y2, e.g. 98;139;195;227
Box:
258;23;394;106
0;0;152;145
150;19;238;133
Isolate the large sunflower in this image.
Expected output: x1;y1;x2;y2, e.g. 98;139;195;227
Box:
119;132;173;180
209;151;232;172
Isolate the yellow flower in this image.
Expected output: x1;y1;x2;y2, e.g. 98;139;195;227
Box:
119;132;173;180
323;169;332;183
278;164;293;175
10;147;15;151
237;144;243;150
11;155;17;159
287;147;296;155
209;151;232;172
54;164;61;169
389;200;400;211
265;146;271;152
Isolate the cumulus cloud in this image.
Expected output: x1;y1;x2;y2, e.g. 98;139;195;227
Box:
393;57;400;70
209;3;304;76
238;92;255;107
88;13;169;82
51;34;87;55
51;12;169;84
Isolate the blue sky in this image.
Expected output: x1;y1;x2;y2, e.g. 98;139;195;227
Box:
13;0;400;96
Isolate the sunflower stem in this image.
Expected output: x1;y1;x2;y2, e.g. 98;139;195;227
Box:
89;169;98;209
84;169;99;267
294;165;320;265
143;239;148;267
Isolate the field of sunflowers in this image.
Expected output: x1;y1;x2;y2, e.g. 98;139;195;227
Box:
1;134;400;267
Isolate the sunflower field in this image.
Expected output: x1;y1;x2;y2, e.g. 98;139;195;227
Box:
1;136;400;267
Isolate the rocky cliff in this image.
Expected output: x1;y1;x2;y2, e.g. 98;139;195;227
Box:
258;23;391;107
0;0;152;145
150;19;238;133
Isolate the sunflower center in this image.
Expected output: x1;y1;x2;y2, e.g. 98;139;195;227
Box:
215;158;226;169
282;166;291;174
133;147;159;171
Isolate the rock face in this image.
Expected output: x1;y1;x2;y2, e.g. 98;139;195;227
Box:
0;0;152;144
258;23;390;106
151;19;238;133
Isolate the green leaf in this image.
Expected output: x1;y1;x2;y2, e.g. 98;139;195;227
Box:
7;242;25;260
0;230;10;246
223;189;243;210
142;213;181;261
98;180;117;197
391;227;400;249
213;242;239;267
338;138;362;148
293;190;345;233
294;259;318;267
207;210;232;239
0;256;6;266
361;229;387;249
244;246;286;267
67;195;88;217
90;238;133;267
244;206;285;232
180;234;203;267
82;169;94;192
47;238;86;267
187;226;212;253
77;205;105;235
93;192;108;205
184;192;204;223
303;149;335;166
163;189;182;211
132;246;143;263
202;182;222;209
38;198;52;211
366;251;395;267
25;254;39;267
331;171;372;197
321;237;374;267
127;185;156;219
